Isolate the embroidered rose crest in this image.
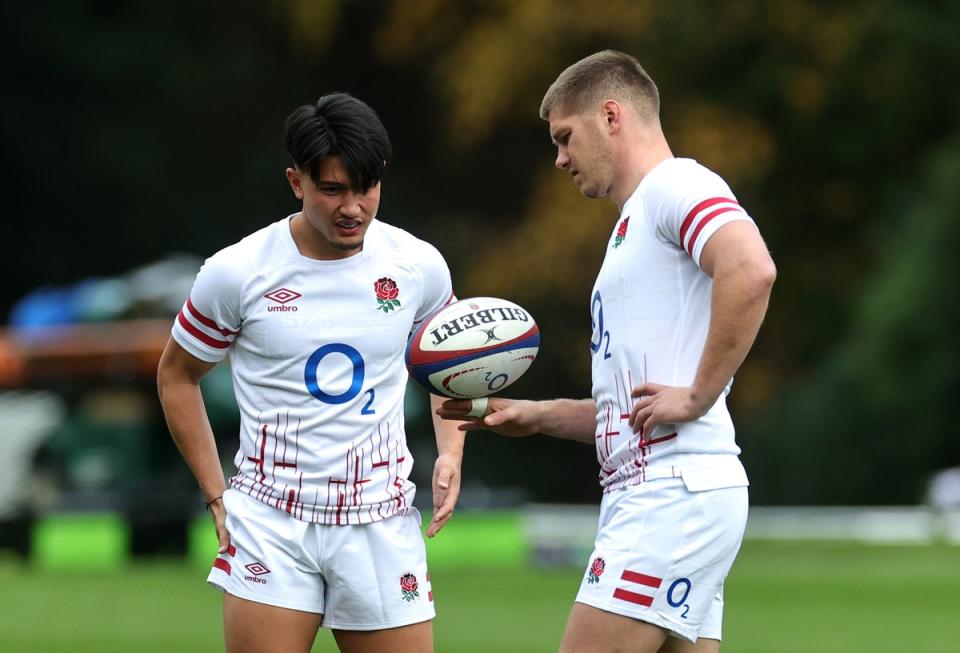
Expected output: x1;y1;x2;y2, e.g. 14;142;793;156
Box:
613;216;630;248
400;572;419;602
374;277;401;313
588;557;605;584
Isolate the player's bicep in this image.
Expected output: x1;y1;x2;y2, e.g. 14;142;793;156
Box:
699;220;775;281
157;336;218;387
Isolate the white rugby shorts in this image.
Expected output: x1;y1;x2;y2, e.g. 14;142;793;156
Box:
206;488;435;630
574;478;748;643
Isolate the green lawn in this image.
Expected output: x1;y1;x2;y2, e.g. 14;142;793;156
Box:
1;541;957;652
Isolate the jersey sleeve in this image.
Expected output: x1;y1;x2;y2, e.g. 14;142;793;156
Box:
647;162;755;268
412;242;455;327
171;252;245;363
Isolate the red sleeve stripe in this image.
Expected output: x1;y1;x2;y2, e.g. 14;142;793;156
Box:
685;206;744;256
187;298;239;336
177;310;231;349
678;197;739;248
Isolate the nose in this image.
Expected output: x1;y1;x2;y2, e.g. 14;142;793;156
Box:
555;147;569;170
340;192;362;217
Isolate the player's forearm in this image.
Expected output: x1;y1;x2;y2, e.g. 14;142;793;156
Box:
692;259;775;408
430;394;465;459
157;379;226;502
534;398;597;443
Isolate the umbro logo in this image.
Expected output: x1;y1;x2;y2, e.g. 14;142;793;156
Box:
244;561;271;584
265;288;301;312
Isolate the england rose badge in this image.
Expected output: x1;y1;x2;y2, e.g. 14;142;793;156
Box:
588;557;605;584
400;573;419;602
375;277;401;313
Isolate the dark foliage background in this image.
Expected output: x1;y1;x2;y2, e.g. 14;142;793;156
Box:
4;0;959;505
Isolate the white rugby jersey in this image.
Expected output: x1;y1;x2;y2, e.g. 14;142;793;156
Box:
172;217;454;524
590;158;756;493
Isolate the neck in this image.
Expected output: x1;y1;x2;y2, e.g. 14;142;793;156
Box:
610;128;673;212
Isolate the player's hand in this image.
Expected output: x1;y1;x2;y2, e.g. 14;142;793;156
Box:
629;383;712;437
426;452;461;538
207;496;232;554
436;398;541;437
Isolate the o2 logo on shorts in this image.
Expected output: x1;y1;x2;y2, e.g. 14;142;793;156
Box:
667;578;692;618
304;343;376;415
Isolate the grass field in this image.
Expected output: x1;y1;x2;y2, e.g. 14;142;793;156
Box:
1;541;958;652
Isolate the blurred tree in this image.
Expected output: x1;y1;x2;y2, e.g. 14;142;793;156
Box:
4;0;959;503
743;138;960;504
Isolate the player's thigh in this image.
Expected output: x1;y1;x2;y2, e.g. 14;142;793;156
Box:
223;592;322;653
560;602;669;653
333;620;433;653
659;636;720;653
322;511;435;631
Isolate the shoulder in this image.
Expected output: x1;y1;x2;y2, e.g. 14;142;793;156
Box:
366;220;448;268
642;158;735;205
198;219;286;289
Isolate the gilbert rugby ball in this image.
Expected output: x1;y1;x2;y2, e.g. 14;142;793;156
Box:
405;297;540;399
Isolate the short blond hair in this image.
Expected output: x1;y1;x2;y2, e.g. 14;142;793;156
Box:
540;50;660;122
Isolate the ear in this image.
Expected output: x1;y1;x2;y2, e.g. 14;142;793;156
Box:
285;167;305;200
601;100;623;135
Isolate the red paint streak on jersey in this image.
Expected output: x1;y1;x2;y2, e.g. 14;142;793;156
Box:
336;490;345;525
353;453;371;506
613;587;653;606
285;488;296;514
634;431;678;482
246;425;268;482
596;403;618;460
393;476;405;509
275;412;296;469
620;369;635;420
646;432;678;446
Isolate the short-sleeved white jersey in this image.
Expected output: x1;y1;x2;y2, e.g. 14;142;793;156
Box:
590;158;756;492
172;217;454;525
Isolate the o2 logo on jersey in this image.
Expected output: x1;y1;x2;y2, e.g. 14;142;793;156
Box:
590;291;612;360
304;343;376;414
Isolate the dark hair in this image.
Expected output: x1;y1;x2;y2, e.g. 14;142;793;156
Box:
283;92;392;191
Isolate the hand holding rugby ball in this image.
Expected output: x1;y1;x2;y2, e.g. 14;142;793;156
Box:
405;297;539;401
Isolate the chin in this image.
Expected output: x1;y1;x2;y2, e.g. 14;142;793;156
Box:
333;240;363;252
